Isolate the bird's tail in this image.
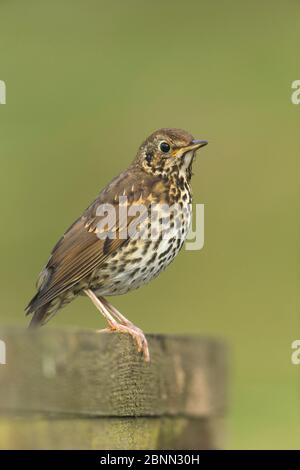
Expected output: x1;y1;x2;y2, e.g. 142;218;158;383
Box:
25;264;59;328
25;293;53;328
27;306;48;328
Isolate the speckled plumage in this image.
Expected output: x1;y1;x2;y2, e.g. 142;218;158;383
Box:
26;128;207;361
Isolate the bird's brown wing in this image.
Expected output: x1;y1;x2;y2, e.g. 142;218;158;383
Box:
26;169;160;313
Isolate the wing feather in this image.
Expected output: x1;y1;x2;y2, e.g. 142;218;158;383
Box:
26;169;161;313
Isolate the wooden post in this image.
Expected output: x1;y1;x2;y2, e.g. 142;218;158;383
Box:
0;328;227;449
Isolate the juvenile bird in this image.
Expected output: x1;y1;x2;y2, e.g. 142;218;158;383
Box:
26;128;208;361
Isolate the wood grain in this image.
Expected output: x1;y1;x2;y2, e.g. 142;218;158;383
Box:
0;327;227;449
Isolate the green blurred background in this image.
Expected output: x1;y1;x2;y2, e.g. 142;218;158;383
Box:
0;0;299;449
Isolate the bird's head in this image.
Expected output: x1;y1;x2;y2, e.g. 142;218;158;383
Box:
135;128;208;181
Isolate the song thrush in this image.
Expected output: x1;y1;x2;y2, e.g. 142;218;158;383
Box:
26;128;208;361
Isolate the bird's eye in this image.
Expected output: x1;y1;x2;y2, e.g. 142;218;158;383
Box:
160;141;170;153
145;153;153;164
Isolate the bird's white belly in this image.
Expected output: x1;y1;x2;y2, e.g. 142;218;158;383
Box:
93;200;192;296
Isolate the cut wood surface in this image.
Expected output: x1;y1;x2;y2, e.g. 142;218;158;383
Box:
0;327;228;449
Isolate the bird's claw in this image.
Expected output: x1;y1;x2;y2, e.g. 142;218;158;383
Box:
97;323;150;362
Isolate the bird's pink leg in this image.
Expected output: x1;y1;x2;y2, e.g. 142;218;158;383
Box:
100;296;150;362
84;289;150;362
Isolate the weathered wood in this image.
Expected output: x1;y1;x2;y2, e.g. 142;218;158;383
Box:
0;417;223;450
0;327;227;449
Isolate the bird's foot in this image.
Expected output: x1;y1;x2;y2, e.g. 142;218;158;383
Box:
97;323;150;362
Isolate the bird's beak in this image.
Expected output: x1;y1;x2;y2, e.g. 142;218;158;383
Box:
173;139;208;158
184;139;208;152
